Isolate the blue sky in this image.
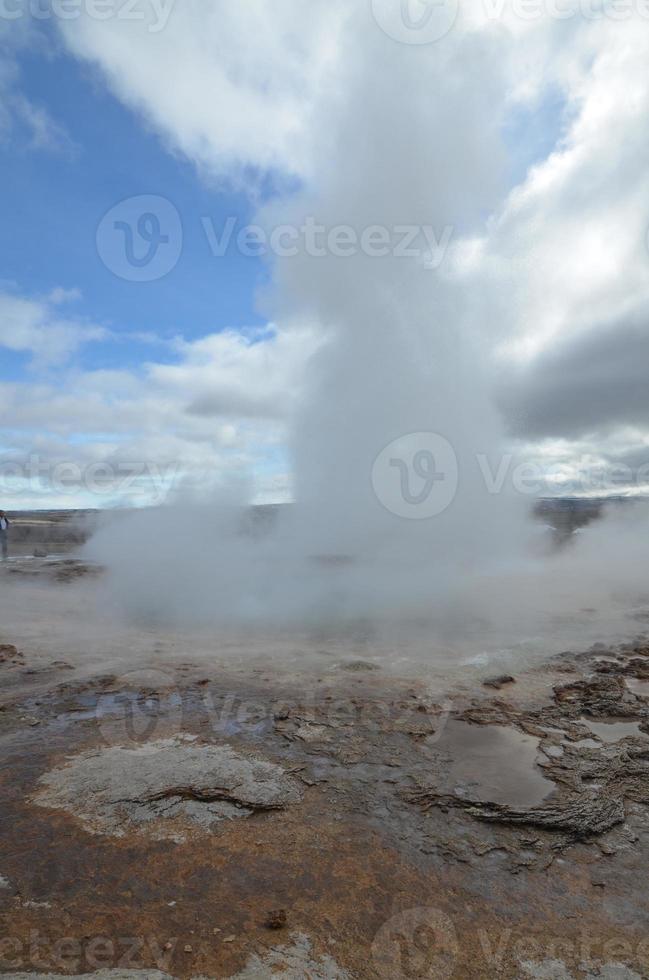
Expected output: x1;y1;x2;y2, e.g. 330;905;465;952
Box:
0;31;268;379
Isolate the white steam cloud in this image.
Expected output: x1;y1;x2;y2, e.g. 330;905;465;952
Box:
85;4;649;655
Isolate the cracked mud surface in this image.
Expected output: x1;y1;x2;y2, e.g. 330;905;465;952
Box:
4;569;649;976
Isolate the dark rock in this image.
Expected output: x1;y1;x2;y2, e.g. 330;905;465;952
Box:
483;675;516;690
406;786;625;839
472;793;626;838
553;675;640;718
0;644;20;663
265;909;288;929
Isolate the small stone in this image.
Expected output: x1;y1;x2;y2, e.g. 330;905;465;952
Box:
163;942;173;951
483;675;516;690
183;944;193;953
222;935;236;943
265;909;288;930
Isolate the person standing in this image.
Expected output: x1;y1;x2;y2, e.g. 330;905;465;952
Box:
0;511;9;561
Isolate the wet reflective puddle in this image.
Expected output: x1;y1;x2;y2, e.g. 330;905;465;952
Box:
431;719;554;807
626;678;649;698
582;718;648;743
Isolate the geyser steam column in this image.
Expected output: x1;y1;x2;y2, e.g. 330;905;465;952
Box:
263;6;526;607
88;4;532;626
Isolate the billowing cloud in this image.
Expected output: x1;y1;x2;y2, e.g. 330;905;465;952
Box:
0;289;107;366
499;306;649;440
459;16;649;487
154;325;316;421
57;0;348;181
0;312;316;507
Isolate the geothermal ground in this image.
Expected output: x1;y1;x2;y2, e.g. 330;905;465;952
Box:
2;514;649;978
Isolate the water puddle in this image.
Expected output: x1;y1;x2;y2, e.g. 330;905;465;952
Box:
581;718;648;743
570;738;601;750
626;678;649;698
430;720;554;808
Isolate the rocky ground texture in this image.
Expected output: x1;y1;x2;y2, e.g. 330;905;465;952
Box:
2;566;649;977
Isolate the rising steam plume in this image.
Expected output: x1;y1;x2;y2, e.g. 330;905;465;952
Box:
88;6;649;657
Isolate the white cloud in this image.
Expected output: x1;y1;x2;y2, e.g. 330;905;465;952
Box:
58;0;348;182
0;289;108;366
0;312;316;507
458;18;649;484
0;20;74;154
153;325;316;420
48;287;83;305
10;92;75;153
